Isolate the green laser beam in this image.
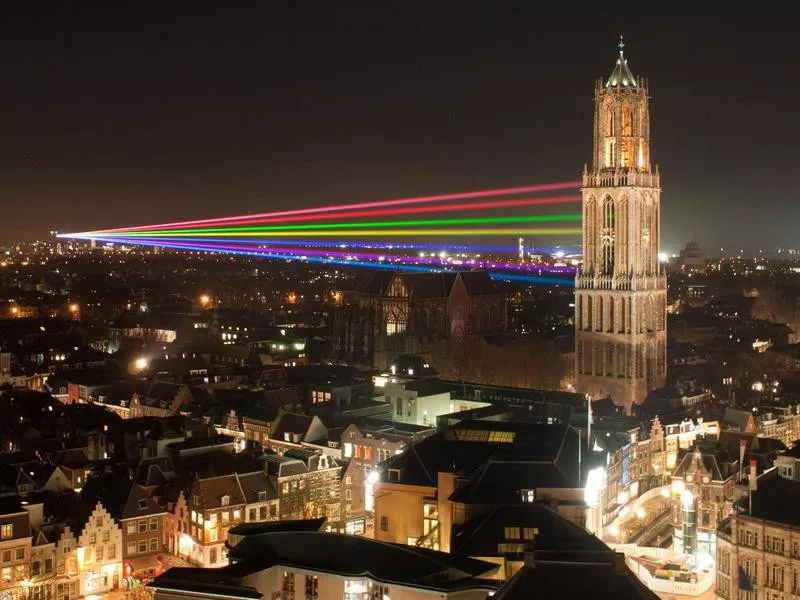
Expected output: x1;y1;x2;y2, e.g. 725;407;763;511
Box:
105;213;581;235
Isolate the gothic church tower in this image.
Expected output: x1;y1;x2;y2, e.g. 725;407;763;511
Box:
575;39;667;411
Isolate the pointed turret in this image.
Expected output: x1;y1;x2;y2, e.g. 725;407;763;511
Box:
607;35;637;88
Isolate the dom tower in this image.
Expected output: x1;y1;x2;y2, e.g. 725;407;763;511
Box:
575;39;667;411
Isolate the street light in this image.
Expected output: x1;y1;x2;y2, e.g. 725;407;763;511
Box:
199;294;211;307
134;357;149;372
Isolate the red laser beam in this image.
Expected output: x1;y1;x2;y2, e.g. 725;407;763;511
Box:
131;194;579;230
81;180;581;235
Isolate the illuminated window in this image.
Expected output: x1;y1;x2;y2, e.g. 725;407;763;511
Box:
0;524;12;540
621;104;633;136
305;575;319;600
521;489;535;503
605;105;614;136
385;313;406;336
504;527;521;540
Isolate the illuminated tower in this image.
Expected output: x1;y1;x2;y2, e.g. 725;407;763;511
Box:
575;38;666;411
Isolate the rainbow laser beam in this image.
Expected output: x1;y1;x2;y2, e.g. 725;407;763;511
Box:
76;237;581;254
81;236;575;286
59;179;582;287
83;236;577;273
68;180;581;236
94;194;579;231
107;214;580;236
73;227;581;238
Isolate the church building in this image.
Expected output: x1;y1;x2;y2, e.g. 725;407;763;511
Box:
575;39;667;411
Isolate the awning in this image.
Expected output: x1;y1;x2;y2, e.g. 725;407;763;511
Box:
126;554;162;573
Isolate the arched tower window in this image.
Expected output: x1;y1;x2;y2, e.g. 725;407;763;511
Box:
601;196;615;275
585;196;597;275
639;196;651;275
621;103;633;136
605;105;615;136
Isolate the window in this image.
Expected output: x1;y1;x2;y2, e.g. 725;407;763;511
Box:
305;575;319;600
504;527;521;540
249;508;256;521
138;498;148;510
258;491;268;502
44;558;52;574
14;548;24;561
127;522;135;535
0;524;12;540
210;548;217;564
345;489;352;501
283;570;295;600
395;398;402;417
149;538;158;551
260;506;268;520
1;550;10;563
523;527;538;540
222;512;229;524
233;510;241;521
138;540;147;553
138;519;147;533
102;529;110;543
31;561;40;576
209;527;218;542
521;489;535;503
108;544;116;559
149;517;159;531
221;495;230;507
1;567;9;584
96;545;104;560
380;516;389;532
209;512;217;524
270;504;277;518
345;476;352;486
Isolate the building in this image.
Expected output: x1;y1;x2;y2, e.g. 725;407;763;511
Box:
150;524;500;600
263;449;342;524
374;420;595;553
333;271;505;369
175;474;247;568
493;550;659;600
575;39;667;411
715;453;800;600
670;443;738;566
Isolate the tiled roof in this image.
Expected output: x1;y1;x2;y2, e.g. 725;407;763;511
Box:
192;474;246;509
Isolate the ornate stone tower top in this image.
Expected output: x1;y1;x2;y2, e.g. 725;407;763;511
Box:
589;36;654;178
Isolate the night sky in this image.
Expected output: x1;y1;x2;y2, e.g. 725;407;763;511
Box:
1;3;798;254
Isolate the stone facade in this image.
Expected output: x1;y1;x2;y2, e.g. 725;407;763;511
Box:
333;271;505;370
576;42;667;411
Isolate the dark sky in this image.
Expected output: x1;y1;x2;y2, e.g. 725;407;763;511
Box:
1;2;798;253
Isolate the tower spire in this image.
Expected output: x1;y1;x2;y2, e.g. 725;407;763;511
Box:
607;35;636;88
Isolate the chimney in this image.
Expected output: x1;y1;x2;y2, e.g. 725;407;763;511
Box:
612;552;627;575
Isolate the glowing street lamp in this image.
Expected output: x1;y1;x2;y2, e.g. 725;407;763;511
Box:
134;357;149;372
199;294;211;307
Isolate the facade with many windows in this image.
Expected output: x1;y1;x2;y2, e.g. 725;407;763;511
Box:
716;455;800;600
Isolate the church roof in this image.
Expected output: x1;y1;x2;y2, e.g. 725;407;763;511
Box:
607;37;637;88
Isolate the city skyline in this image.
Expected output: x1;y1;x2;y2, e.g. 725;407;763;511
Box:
2;4;798;252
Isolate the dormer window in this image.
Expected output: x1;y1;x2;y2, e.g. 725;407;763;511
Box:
138;499;148;511
258;491;267;502
221;495;230;507
521;489;536;503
